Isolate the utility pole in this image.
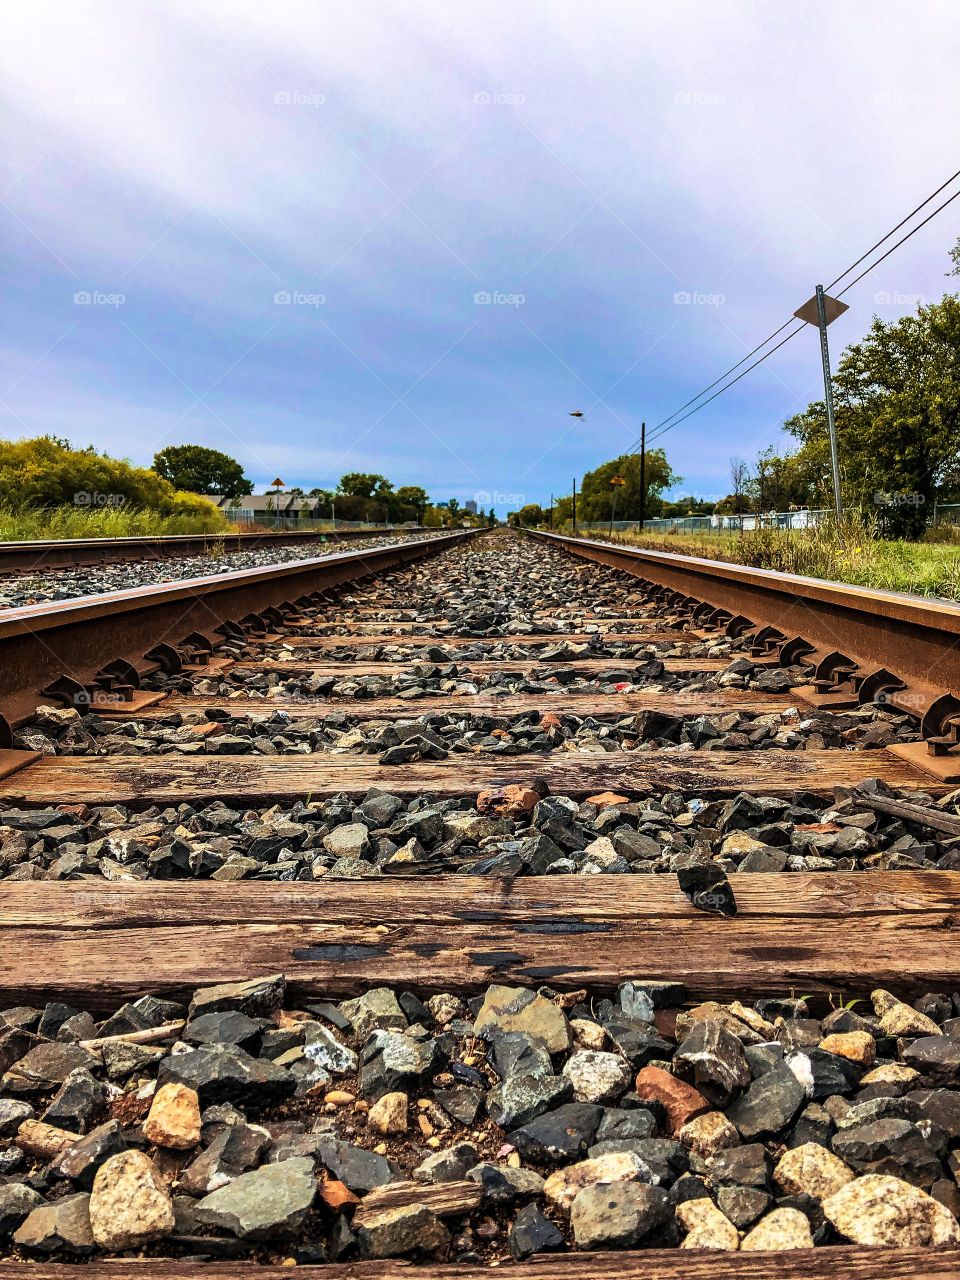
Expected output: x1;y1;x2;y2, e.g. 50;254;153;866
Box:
794;286;848;521
549;493;553;529
572;478;577;534
638;421;646;532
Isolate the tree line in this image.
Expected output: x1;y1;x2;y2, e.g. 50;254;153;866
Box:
0;439;493;528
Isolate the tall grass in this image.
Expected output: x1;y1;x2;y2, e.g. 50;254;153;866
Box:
0;503;232;541
584;511;960;602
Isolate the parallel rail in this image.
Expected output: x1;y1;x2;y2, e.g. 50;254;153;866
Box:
529;529;960;781
0;526;417;572
0;530;475;733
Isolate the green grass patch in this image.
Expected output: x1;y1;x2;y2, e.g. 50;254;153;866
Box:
0;502;233;542
576;514;960;602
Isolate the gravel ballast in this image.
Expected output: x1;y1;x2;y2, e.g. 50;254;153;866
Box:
0;532;444;610
1;975;959;1261
0;777;958;883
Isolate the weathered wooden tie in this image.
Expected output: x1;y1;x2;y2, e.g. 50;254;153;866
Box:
94;689;793;721
0;747;937;807
1;873;959;1008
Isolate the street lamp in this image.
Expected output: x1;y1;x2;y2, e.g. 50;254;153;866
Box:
793;287;848;520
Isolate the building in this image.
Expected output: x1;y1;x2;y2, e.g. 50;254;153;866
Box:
209;493;304;520
464;499;478;515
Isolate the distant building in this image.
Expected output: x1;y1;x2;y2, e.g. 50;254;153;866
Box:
209;492;302;519
464;499;478;514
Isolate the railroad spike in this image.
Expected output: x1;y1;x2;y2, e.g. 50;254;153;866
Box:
143;642;184;675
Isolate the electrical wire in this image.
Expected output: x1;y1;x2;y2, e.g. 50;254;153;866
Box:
624;169;960;452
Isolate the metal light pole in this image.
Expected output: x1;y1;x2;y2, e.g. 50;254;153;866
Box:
794;287;848;521
572;478;577;534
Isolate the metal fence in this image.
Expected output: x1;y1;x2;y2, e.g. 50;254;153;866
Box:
224;512;421;531
578;504;960;535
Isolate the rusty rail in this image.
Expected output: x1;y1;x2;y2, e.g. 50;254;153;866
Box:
529;529;960;780
0;527;418;572
0;530;476;737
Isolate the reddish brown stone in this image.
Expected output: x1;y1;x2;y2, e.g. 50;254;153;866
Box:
320;1179;360;1212
635;1065;710;1134
585;791;630;807
476;784;541;817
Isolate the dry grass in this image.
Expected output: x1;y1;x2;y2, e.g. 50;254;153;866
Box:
0;503;232;541
576;513;960;601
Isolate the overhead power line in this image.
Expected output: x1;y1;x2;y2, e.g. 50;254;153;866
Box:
624;168;960;453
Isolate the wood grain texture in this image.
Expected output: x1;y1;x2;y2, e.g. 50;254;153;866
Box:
0;1251;956;1280
1;872;959;1006
96;690;791;721
0;748;933;807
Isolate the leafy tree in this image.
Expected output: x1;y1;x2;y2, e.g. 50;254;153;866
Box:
338;472;385;500
577;450;679;523
395;485;430;520
0;436;222;516
153;445;252;497
509;503;544;527
784;294;960;535
660;495;716;517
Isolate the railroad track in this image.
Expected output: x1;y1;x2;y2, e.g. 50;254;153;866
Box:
1;528;960;1276
0;527;416;573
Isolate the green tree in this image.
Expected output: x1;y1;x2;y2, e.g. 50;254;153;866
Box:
578;450;679;523
510;503;544;527
784;294;960;536
338;472;385;499
153;445;252;496
395;485;430;521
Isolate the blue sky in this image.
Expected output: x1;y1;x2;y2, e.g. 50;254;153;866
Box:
1;1;958;511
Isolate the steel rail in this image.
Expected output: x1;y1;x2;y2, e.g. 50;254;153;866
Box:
0;526;419;572
0;530;477;737
528;529;960;778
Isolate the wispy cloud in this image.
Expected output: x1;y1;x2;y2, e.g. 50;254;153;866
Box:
0;0;957;505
